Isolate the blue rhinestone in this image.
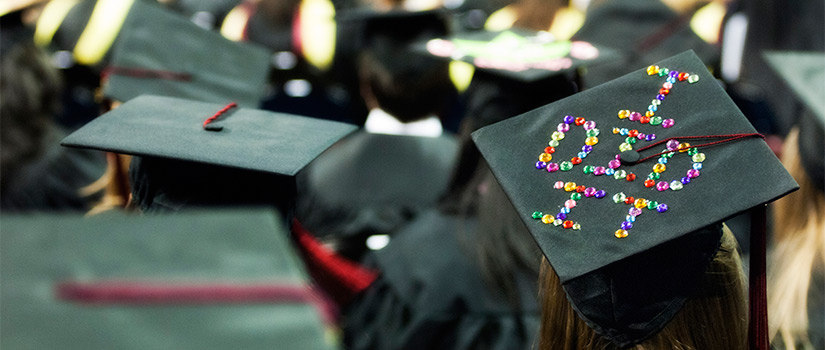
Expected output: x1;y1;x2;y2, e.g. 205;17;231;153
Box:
619;128;629;136
648;105;658;112
625;215;636;222
681;176;691;184
578;151;588;158
666;77;676;84
621;221;633;230
605;168;615;176
693;162;703;170
556;213;567;220
658;157;668;164
656;94;666;100
536;161;547;169
560;207;570;214
582;145;593;153
645;134;656;141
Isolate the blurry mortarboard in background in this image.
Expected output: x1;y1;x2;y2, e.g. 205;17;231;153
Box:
473;51;797;347
420;28;617;83
60;95;356;211
0;209;333;349
764;51;825;192
102;0;271;107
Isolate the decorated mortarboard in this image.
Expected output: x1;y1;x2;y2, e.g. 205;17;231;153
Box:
420;28;617;83
0;209;333;349
61;95;355;176
472;51;798;347
102;0;271;107
764;51;825;192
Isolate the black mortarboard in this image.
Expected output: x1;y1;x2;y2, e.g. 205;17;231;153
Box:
0;209;333;349
420;28;616;83
472;51;798;347
764;51;825;192
60;95;356;211
102;0;271;107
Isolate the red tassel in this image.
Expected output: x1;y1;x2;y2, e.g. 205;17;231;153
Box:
291;219;378;307
748;204;769;350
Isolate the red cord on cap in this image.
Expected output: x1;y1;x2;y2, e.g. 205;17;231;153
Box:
632;133;765;164
202;102;238;129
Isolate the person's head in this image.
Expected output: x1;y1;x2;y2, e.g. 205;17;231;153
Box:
0;16;62;192
356;11;454;122
128;156;296;214
470;51;797;349
538;224;747;349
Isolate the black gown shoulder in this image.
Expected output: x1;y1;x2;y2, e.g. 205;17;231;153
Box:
343;210;540;350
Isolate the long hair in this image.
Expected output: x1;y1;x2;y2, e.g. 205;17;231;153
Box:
538;225;748;349
768;128;825;350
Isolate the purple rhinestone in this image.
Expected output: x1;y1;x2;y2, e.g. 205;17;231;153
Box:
556;213;567;220
621;221;633;230
608;159;621;169
681;176;691;184
629;112;642;121
557;123;570;132
536;161;547;169
615;154;622;160
687;169;700;178
636;133;646;140
656;94;666;100
645;134;656;141
666;139;680;151
628;208;643;217
582;145;593;153
546;163;560;172
656;203;669;213
669;71;679;78
593;166;606;175
662;118;675;128
583;121;596;130
583;187;596;197
594;190;606;199
563;115;575;124
656;181;669;191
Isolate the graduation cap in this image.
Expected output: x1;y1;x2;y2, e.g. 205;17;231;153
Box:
420;28;616;83
61;95;356;211
102;0;271;107
0;209;334;349
764;51;824;192
472;51;798;347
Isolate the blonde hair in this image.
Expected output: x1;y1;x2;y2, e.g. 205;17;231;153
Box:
768;128;825;350
538;225;748;349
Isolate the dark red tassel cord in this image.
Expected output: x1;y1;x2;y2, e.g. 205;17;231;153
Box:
632;133;765;164
202;102;238;129
749;205;770;350
291;219;378;307
102;66;193;82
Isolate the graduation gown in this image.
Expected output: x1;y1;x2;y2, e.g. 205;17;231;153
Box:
296;131;458;261
342;210;540;350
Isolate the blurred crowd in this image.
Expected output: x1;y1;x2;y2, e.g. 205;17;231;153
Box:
1;0;822;349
